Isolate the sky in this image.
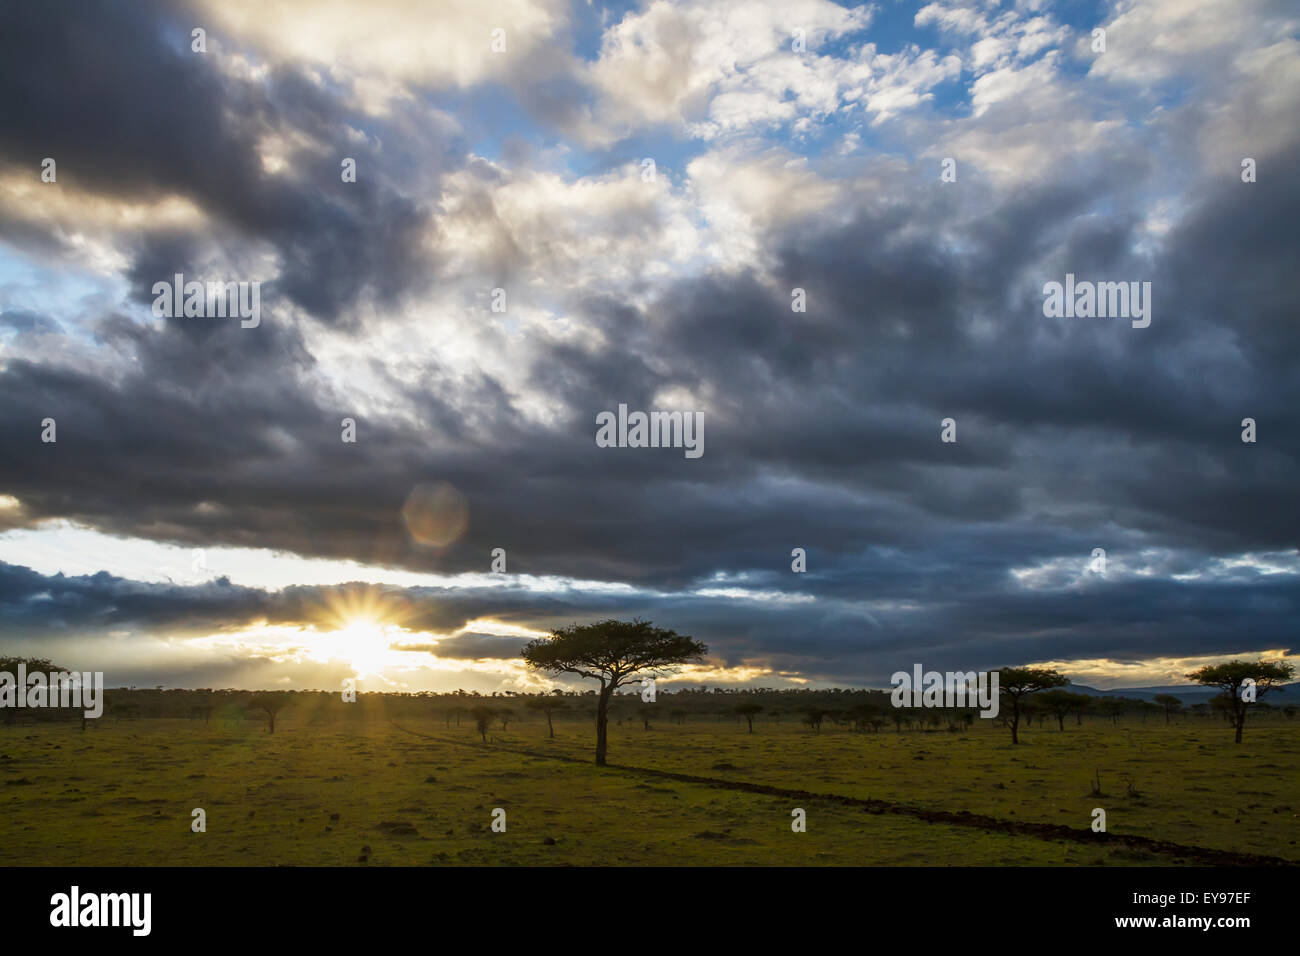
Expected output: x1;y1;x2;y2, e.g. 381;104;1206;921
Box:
0;0;1296;694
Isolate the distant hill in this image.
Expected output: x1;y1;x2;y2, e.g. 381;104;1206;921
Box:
1067;682;1299;704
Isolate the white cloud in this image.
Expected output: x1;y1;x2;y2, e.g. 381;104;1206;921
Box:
916;0;1067;76
1087;0;1296;87
195;0;572;105
685;147;846;266
586;0;878;141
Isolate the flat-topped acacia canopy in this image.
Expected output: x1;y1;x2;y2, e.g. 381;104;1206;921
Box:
522;619;706;765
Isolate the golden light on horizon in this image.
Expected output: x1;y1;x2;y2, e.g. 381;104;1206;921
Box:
309;585;414;677
311;617;400;677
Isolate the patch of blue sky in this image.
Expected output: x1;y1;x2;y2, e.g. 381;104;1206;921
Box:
435;83;559;164
580;131;705;180
0;248;125;334
428;0;1150;184
570;0;645;61
852;0;916;55
435;76;709;181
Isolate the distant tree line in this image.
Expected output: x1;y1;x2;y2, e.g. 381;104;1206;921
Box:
4;676;1289;738
1;647;1292;749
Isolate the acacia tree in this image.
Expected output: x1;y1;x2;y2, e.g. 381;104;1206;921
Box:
1185;660;1295;743
1020;699;1040;727
0;657;61;726
1037;689;1088;731
521;620;706;766
997;667;1069;744
802;708;828;733
470;705;495;742
1153;694;1183;725
247;692;290;734
1098;696;1128;725
735;703;762;734
524;697;565;738
848;703;876;733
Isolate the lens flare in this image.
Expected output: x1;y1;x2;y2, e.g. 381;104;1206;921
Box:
401;481;469;547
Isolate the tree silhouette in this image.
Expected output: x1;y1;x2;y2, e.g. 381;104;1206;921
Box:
0;657;62;726
1097;696;1127;725
996;667;1068;744
802;708;828;733
1185;660;1295;743
470;705;495;742
524;697;565;738
734;703;762;733
247;692;290;734
1038;689;1088;731
521;620;706;766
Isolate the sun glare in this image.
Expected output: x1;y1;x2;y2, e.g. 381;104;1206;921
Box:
324;618;396;677
308;586;413;677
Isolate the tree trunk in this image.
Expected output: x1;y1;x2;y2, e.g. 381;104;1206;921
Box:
746;717;753;734
1056;714;1064;731
268;713;275;734
596;684;612;766
547;714;554;738
1234;713;1244;743
1010;713;1020;745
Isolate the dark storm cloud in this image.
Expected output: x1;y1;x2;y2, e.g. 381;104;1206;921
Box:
3;145;1299;677
0;557;1295;687
0;560;270;636
3;133;1298;672
0;0;448;327
0;4;1297;685
0;309;61;335
400;632;532;660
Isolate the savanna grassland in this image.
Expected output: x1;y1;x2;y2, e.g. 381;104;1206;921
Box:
2;708;1297;866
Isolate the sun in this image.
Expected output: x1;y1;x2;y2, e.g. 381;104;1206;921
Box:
308;586;412;677
328;618;397;677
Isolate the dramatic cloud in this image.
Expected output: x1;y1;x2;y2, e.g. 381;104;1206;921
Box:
0;0;1296;690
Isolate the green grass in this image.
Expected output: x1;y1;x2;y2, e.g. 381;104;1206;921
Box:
526;714;1300;861
1;715;1295;866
